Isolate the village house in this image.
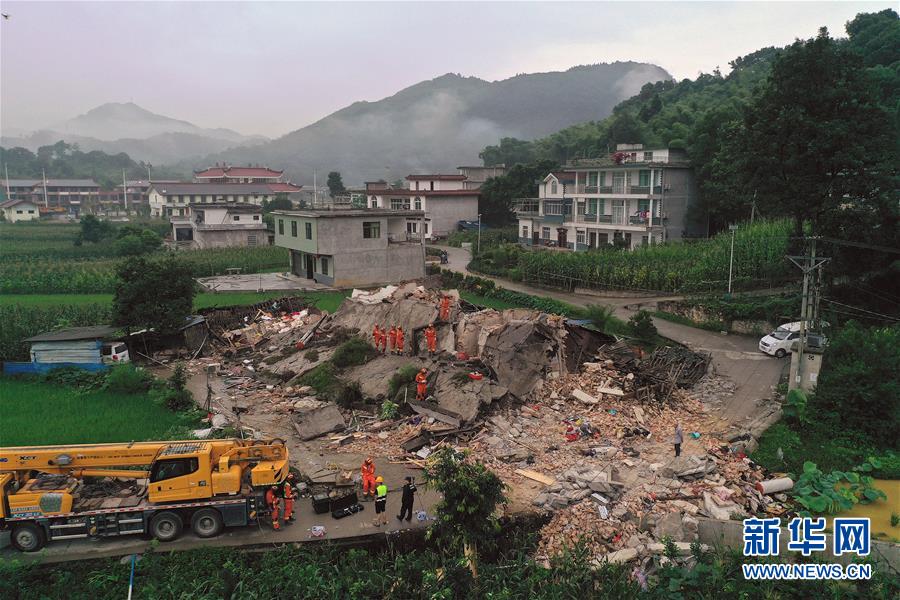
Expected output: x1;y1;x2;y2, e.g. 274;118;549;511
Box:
0;198;41;222
456;165;506;189
364;174;479;239
148;182;301;218
515;144;706;251
170;203;269;249
1;179;101;217
272;208;426;287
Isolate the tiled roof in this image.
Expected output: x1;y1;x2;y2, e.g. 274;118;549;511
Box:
406;174;467;181
34;179;100;187
1;198;37;208
267;182;303;192
195;166;283;178
149;183;281;195
1;179;40;187
366;189;478;197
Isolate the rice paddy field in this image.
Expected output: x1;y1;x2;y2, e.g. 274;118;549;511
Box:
0;378;197;446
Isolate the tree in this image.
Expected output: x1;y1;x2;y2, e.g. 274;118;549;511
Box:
811;322;900;447
115;228;162;256
731;27;895;239
261;193;292;212
326;172;345;197
113;255;195;334
423;448;507;579
76;214;114;244
478;137;536;167
478;159;558;226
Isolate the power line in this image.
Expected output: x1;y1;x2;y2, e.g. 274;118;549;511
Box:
822;307;900;323
820;298;900;322
818;237;900;255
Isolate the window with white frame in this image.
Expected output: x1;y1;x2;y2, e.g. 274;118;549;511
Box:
414;197;422;210
576;229;586;245
587;172;598;186
550;180;558;194
541;226;550;239
643;151;653;162
522;225;529;238
544;202;563;216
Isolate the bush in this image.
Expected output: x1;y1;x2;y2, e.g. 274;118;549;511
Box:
585;304;616;333
331;337;378;368
304;349;320;362
388;364;420;399
627;310;658;341
298;362;338;397
151;364;194;412
43;366;107;391
812;322;899;448
380;399;399;419
105;363;154;394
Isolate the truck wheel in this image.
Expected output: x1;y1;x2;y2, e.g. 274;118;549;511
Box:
775;349;786;358
191;508;224;538
150;511;183;542
11;523;46;552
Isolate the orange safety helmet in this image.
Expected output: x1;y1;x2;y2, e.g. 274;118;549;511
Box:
419;368;427;373
376;476;384;483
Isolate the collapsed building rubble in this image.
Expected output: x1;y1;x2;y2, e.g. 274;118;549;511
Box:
164;282;790;568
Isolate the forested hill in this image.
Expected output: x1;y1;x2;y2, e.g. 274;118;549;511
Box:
1;142;188;189
192;62;671;184
479;9;899;239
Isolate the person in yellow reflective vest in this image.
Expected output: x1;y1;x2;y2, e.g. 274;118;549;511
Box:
373;476;388;527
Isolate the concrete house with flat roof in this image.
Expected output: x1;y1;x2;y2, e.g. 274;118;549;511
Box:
273;209;426;287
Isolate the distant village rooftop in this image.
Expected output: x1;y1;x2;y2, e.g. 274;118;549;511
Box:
194;166;284;179
272;208;425;219
405;174;467;181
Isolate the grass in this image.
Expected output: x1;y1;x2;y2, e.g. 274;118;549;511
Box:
459;291;525;311
0;378;198;446
653;310;725;332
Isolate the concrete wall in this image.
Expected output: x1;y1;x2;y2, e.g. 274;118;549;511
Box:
194;228;269;249
332;244;424;287
662;168;705;240
275;215;318;253
427;196;478;237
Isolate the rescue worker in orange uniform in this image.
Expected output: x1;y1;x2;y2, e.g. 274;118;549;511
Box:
379;325;388;353
388;326;397;354
265;485;281;530
424;324;437;354
282;473;296;523
415;368;428;401
361;457;377;500
439;295;451;321
372;325;381;350
395;326;405;355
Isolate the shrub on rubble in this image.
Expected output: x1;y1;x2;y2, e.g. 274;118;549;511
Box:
388;364;420;399
335;381;362;408
304;349;319;362
331;337;377;368
105;363;154;394
298;362;337;396
626;310;658;341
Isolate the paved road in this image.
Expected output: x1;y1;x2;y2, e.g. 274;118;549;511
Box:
437;245;785;425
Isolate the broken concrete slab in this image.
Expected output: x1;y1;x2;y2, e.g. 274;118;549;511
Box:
293;405;346;440
407;399;462;428
654;511;686;542
571;389;599;405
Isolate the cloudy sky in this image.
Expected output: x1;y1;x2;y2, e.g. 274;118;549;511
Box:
1;1;893;138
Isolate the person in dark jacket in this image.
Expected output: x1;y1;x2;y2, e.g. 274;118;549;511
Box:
396;476;417;522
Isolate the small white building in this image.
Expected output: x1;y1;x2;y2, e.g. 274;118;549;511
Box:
364;174;478;239
170;203;270;249
1;198;41;222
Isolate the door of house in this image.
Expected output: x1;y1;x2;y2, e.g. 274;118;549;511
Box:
612;172;626;194
557;228;568;248
588;231;597;248
612;200;626;225
532;231;540;245
305;254;314;279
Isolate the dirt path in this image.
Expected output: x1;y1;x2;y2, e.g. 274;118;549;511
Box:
437;245;785;426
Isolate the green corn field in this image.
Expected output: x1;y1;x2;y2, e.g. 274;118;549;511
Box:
517;220;794;293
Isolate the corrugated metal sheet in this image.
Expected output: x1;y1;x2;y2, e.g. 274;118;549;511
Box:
30;340;102;364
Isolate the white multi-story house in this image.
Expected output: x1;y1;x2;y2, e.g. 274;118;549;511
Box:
364;174;479;239
515;144;705;250
148;182;302;218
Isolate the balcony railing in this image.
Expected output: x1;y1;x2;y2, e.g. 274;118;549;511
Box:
572;184;662;195
629;215;666;226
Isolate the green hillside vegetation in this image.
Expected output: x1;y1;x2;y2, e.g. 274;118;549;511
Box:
1;141;187;190
480;10;899;247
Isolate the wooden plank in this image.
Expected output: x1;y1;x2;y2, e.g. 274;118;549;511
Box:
515;469;555;486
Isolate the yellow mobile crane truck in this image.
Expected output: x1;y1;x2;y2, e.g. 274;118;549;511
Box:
0;438;289;551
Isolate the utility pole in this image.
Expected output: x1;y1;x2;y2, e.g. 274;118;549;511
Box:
750;190;757;225
3;163;10;200
122;169;129;213
727;224;738;294
477;213;482;255
41;169;49;208
787;237;829;390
